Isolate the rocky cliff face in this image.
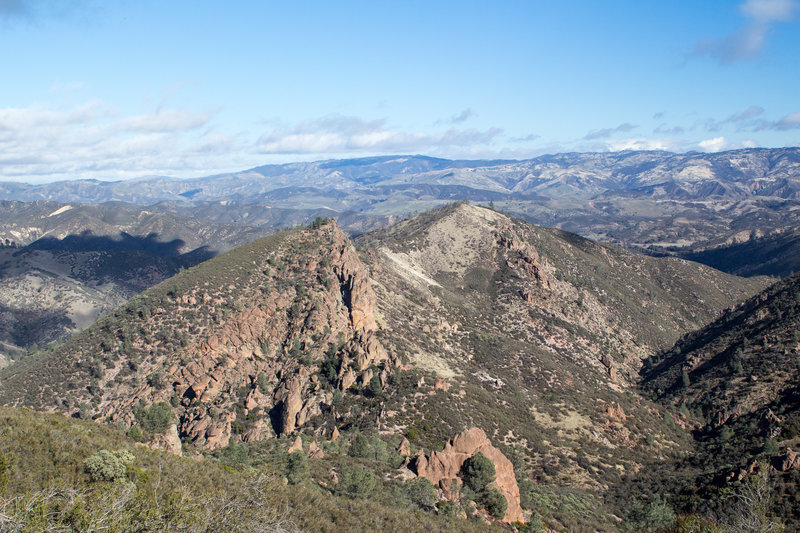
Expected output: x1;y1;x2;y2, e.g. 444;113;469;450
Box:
0;220;392;450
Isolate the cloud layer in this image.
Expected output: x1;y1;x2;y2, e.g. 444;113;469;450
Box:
0;101;222;181
692;0;798;63
1;99;797;183
254;115;502;155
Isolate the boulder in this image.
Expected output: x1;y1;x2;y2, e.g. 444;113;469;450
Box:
775;448;800;472
412;427;523;523
308;440;324;459
148;424;182;456
288;436;303;454
397;437;411;456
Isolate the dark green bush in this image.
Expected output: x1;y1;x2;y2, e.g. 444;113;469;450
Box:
337;467;376;499
405;477;437;509
286;451;309;485
134;401;174;434
482;487;508;519
348;433;372;459
624;495;676;532
462;452;495;492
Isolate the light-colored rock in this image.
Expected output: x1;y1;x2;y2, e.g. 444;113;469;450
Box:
308;440;324;459
288;436;303;454
434;378;450;392
148;424;182;456
397;437;411;456
412;427;523;523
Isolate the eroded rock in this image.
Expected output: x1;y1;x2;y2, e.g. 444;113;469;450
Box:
411;427;523;523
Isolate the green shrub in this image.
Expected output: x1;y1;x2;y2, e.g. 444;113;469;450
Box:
134;402;174;434
482;487;507;519
126;426;142;442
437;500;460;517
83;449;134;482
256;372;270;394
624;495;676;532
0;452;14;490
348;432;372;459
286;451;309;485
337;467;376;499
405;477;437;509
366;374;383;398
462;452;495;492
519;478;536;510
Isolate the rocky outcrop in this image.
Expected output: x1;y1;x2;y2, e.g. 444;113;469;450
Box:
497;232;550;289
411;427;523;523
78;221;395;449
288;436;303;454
148;424;182;456
775;448;800;472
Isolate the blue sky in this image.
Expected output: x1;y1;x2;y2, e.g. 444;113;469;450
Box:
1;0;799;182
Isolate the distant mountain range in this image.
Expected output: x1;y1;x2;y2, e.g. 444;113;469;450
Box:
3;149;799;205
3;148;799;256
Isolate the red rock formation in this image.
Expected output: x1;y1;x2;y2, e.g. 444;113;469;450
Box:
411;427;523;523
288;436;303;454
96;221;393;449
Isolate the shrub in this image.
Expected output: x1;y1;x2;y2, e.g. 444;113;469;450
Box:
405;477;437;510
256;372;270;394
126;426;142;442
286;451;309;485
462;453;495;492
366;374;383;398
624;495;676;532
437;500;461;517
337;467;376;499
0;452;13;489
482;487;507;519
519;479;536;510
134;402;174;434
348;433;372;459
83;449;134;482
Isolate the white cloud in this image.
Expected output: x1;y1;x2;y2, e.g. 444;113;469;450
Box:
602;138;679;152
698;137;729;152
254;114;502;155
700;105;800;132
0;101;225;182
118;109;213;133
741;0;797;21
435;108;474;125
775;111;800;130
692;0;798;63
583;123;638;140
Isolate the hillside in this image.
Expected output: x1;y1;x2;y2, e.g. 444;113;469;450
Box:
0;204;774;530
0;406;500;532
640;272;800;523
0;200;278;361
669;227;800;278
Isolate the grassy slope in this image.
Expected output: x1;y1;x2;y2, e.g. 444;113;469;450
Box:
0;406;499;532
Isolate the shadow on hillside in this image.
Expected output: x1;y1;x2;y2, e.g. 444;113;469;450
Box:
29;231;192;257
21;231;218;274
